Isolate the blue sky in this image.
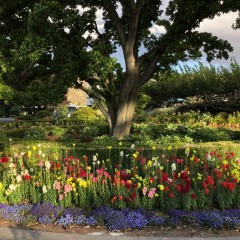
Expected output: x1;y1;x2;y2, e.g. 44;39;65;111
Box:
112;12;240;71
78;4;239;71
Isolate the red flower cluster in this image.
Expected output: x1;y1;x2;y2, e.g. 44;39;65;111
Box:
176;171;191;194
0;157;9;163
202;175;215;194
222;181;236;191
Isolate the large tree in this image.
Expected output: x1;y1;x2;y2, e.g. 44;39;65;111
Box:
1;1;239;139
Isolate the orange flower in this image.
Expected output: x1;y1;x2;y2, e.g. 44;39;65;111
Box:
169;192;174;198
118;195;123;200
111;196;117;204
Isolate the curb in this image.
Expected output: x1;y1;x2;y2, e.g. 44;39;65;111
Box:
0;227;239;240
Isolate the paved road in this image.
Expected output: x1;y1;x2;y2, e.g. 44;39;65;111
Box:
0;227;239;240
0;118;15;123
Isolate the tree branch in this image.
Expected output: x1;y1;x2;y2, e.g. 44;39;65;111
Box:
102;0;126;46
120;0;136;11
140;46;167;85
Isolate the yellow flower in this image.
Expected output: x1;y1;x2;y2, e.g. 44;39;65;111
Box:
155;193;159;197
28;150;32;158
67;177;73;183
133;153;138;158
167;146;172;151
72;143;76;147
78;178;87;188
107;146;112;149
0;182;3;190
160;165;164;170
147;160;153;167
32;146;37;151
197;173;203;180
158;184;164;191
231;169;240;181
137;182;141;188
119;141;123;146
71;183;76;188
152;146;156;151
223;160;229;165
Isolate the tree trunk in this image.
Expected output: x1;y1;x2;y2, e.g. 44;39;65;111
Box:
112;75;140;139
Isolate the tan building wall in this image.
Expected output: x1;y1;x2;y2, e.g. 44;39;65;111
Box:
66;88;89;106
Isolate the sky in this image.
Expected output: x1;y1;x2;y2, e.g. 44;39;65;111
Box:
187;11;240;69
78;4;240;70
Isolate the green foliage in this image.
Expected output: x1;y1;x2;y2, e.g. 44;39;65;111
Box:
71;107;100;121
1;0;238;138
23;128;46;140
189;127;231;142
144;60;240;109
35;110;53;119
18;114;34;121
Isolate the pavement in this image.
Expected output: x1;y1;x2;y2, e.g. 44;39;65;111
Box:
0;227;239;240
0;118;15;123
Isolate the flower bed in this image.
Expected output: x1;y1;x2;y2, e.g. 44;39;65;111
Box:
0;144;239;211
0;203;239;231
0;143;239;231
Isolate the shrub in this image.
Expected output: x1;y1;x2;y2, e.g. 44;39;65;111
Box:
23;128;46;140
189;126;231;142
46;126;67;137
5;129;26;139
17;114;34;121
71;107;100;121
35;110;53;119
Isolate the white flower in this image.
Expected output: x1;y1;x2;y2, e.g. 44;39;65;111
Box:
45;161;51;170
171;163;176;171
38;150;42;155
120;151;124;157
93;155;97;161
42;153;46;158
9;184;17;191
97;160;100;165
131;144;135;149
16;174;22;183
9;163;15;168
42;185;47;193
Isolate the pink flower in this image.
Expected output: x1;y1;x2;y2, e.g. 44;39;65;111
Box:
64;184;72;193
55;181;61;190
59;194;64;201
38;161;43;167
92;177;98;183
142;187;148;196
148;188;156;198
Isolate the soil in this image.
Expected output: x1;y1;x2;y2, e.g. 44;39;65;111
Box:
0;221;239;238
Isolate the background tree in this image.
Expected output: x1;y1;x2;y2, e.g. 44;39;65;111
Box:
1;0;240;139
143;60;240;108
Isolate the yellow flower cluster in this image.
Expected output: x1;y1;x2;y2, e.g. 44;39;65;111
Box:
77;178;87;188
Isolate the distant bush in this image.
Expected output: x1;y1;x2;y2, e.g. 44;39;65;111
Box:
35;110;53;119
71;107;101;121
23;128;46;140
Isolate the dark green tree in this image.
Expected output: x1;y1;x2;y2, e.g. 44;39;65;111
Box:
1;0;239;138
